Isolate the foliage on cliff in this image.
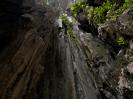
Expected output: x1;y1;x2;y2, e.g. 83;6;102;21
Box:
60;15;76;40
70;0;86;16
69;0;133;46
70;0;133;24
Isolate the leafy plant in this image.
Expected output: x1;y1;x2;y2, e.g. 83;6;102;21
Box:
59;15;76;40
67;28;76;40
117;36;127;45
107;0;133;21
83;0;114;24
70;0;86;16
116;0;133;14
90;0;113;24
60;15;70;26
70;0;133;24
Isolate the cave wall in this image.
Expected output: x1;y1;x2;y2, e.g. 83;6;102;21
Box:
0;0;58;98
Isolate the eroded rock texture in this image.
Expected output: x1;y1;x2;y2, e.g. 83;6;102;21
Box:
0;0;57;98
0;0;133;99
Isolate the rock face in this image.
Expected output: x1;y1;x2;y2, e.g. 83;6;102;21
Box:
0;0;57;98
43;0;70;11
71;12;133;99
77;12;98;35
0;0;133;99
96;8;133;99
118;8;133;36
0;0;21;51
98;8;133;42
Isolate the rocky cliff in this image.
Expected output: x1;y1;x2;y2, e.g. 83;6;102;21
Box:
0;0;133;99
0;0;57;98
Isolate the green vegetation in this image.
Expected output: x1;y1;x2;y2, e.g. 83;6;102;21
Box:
107;0;133;21
117;36;127;46
70;0;86;16
60;15;76;40
60;15;72;26
67;28;76;40
89;0;113;24
70;0;133;24
69;0;133;47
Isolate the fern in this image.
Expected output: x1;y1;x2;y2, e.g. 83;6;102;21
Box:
70;0;86;16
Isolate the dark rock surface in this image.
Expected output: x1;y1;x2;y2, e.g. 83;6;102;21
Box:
0;0;133;99
0;0;57;98
85;0;104;6
98;8;133;44
85;0;124;7
77;12;98;35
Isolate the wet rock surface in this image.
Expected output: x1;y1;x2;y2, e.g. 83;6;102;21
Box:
0;0;133;99
0;0;57;98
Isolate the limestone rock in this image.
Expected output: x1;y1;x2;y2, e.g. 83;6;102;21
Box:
118;8;133;36
98;8;133;42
